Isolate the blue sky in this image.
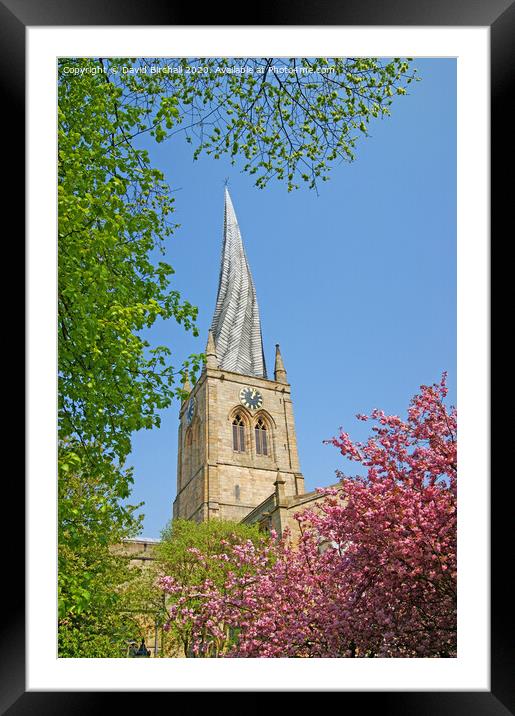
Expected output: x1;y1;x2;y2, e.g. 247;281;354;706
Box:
127;58;456;538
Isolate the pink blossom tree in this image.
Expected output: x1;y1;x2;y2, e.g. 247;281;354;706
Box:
159;374;456;657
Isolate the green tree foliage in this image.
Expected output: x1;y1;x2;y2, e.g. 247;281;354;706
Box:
155;519;264;584
152;519;265;656
57;449;144;656
58;59;202;652
58;600;141;658
114;520;265;657
58;56;415;655
108;57;417;191
169;57;416;190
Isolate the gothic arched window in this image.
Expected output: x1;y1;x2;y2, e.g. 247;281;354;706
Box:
232;414;246;453
255;418;268;456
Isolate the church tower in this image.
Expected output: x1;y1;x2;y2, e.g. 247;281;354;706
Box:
173;188;304;523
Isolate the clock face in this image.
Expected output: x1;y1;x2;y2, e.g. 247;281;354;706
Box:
240;386;263;411
186;396;196;424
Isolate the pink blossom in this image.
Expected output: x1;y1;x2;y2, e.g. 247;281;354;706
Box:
159;375;456;658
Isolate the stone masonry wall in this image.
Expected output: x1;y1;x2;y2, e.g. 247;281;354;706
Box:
173;366;304;522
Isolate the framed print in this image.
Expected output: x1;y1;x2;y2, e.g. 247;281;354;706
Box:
8;0;507;711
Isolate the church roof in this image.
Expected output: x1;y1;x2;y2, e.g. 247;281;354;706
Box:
210;188;267;378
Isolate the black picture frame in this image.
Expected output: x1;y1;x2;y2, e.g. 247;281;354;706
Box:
8;0;504;712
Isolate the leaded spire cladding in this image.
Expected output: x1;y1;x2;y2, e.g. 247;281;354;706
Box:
210;188;267;378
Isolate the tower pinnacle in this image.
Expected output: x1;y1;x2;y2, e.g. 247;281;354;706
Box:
205;329;218;369
274;344;288;384
181;372;192;402
210;188;267;378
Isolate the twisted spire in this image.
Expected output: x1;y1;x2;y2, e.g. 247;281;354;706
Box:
210;188;267;378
